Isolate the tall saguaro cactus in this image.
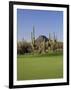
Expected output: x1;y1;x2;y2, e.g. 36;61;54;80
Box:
33;26;35;45
53;32;57;51
31;26;35;52
53;32;56;42
42;38;46;53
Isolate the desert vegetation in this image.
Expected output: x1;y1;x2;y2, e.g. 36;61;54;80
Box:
17;28;63;55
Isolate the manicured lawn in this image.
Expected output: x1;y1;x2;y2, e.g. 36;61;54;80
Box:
17;53;63;80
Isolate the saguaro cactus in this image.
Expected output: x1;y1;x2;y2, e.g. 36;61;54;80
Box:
53;32;57;51
49;33;51;40
31;26;35;52
32;26;35;45
42;38;46;53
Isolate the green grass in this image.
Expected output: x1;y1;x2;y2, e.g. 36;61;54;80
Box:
17;53;63;80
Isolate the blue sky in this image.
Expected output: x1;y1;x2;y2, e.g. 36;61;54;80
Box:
17;9;63;42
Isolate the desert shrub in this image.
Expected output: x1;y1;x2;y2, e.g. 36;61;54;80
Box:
17;41;32;54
